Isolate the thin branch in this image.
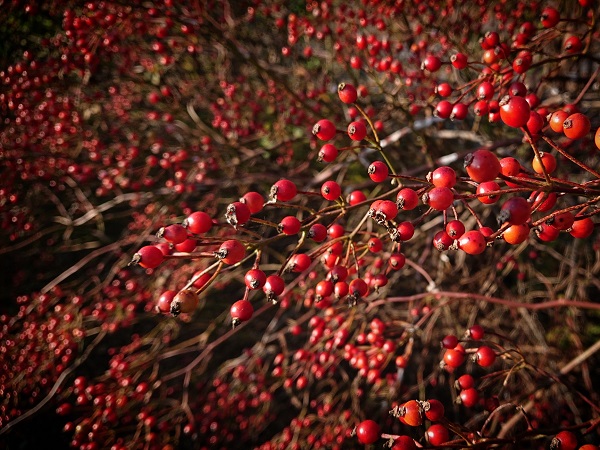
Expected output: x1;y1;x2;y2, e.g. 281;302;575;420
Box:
367;291;600;312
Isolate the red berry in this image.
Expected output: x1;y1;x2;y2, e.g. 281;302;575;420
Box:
441;335;459;349
348;121;367;141
487;98;500;114
390;436;417;450
456;374;475;390
422;54;441;72
368;161;389;182
321;180;342;201
318;143;338;163
459;387;479;408
436;82;453;97
279;216;302;235
175;238;197;252
570;217;594;238
498;197;531;225
564;35;582;53
184;211;213;234
435;100;452;119
315;280;334;300
563;113;591;140
526;111;545;135
503;224;530;244
458;230;487;255
398;400;423;426
241;192;265;214
423;187;454;211
263;275;285;300
476;181;501;204
389;253;406;270
349;278;369;297
159;224;188;244
513;50;532;74
533;191;557;212
443;344;466;368
371;199;398;221
541;6;560;28
549;110;569;133
397;188;419;210
508;81;527;97
549;211;575;231
477;81;495;100
396;221;415;241
532;152;557;174
230;299;253;325
423;399;445;422
157;290;176;313
270;179;297;202
350;55;363;69
334;281;349;298
395;355;408;368
134;245;164;269
537;223;560;242
308;223;328;242
433;230;454;251
328;223;345;239
550;431;578;450
347;190;367;205
191;271;212;289
217;240;246;264
473;100;489;116
244;269;267;289
482;31;500;49
289;253;311;272
469;324;485;340
475;345;496;367
465;149;501;182
355;419;380;444
56;403;73;416
451;103;468;120
225;201;251;227
451;52;468;69
312;119;336;140
338;82;358;104
499;95;530;128
430;166;457;188
500;157;521;177
426;424;450;446
479;226;494;238
367;237;383;253
526;93;540;108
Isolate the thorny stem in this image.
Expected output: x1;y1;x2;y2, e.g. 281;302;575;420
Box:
523;127;552;186
183;260;224;292
532;196;600;227
368;291;600;312
542;136;600;180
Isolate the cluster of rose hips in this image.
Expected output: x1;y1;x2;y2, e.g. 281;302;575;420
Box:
135;170;391;323
130;4;599;443
353;322;599;449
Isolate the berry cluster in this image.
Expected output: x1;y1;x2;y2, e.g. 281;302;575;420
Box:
1;1;600;449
